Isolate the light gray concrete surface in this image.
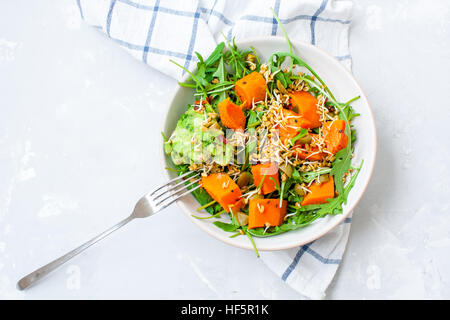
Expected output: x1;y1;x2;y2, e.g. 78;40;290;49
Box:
0;0;449;299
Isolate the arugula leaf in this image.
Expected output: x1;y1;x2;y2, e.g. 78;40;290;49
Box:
212;56;226;81
177;82;197;88
222;34;250;80
289;128;308;146
269;52;336;101
300;168;332;184
170;59;206;97
244;229;260;257
247;110;263;128
271;7;293;71
211;59;228;101
194;55;209;88
330;148;351;196
291;167;302;182
204;42;225;67
213;221;240;232
287;190;303;203
247;210;324;237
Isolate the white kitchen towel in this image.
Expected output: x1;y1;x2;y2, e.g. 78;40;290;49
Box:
77;0;354;299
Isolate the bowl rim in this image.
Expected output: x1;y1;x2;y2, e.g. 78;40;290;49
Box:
159;36;377;251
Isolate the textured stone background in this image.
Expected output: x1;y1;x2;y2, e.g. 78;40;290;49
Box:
0;0;449;299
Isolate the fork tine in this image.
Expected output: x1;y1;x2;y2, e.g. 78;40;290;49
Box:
153;177;201;208
157;184;202;212
152;176;201;201
149;170;199;196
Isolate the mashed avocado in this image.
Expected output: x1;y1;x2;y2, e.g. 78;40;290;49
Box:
164;106;233;166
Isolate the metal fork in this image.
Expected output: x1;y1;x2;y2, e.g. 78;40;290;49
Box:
17;170;201;290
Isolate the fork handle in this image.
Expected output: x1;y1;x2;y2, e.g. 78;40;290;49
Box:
17;215;134;290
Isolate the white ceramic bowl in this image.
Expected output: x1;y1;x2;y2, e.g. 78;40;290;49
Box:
161;37;376;251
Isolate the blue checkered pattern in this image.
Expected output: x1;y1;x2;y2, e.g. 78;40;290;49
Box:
77;0;352;80
281;217;352;281
77;0;354;299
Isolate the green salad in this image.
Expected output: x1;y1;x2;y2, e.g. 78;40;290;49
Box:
163;13;362;256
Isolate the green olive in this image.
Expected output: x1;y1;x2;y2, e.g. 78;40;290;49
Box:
294;183;307;196
236;172;250;188
236;212;249;226
295;134;312;145
279;163;293;178
318;174;330;183
209;122;222;130
276;80;288;95
246;53;256;63
250;193;264;200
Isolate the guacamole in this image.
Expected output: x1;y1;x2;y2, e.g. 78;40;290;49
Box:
164;106;233;166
